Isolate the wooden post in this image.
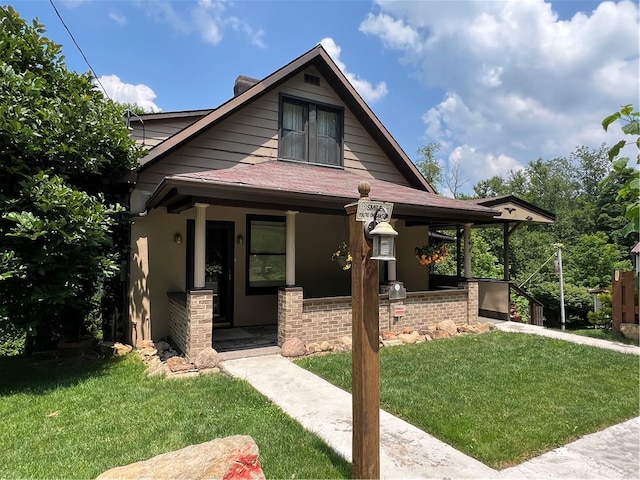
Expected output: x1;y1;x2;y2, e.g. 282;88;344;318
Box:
612;270;635;334
346;182;380;480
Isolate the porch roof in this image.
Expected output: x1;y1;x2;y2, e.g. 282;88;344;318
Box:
146;160;500;223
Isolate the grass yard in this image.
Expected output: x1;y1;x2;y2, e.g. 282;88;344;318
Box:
0;354;350;479
296;331;640;469
569;328;640;346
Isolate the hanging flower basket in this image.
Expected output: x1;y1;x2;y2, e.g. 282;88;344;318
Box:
331;242;352;271
414;243;449;266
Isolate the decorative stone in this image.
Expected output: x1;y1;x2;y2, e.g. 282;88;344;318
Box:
166;356;188;367
96;435;265;480
620;323;640;340
168;362;196;373
402;327;412;334
381;331;397;340
138;347;158;357
436;320;458;336
115;342;132;356
137;339;154;349
320;341;331;352
430;330;451;340
338;336;352;348
458;324;479;334
382;339;403;347
194;347;220;370
305;342;322;354
398;332;420;344
281;337;306;357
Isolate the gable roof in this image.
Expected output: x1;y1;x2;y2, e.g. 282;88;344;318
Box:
465;195;555;224
137;44;434;193
147;160;498;223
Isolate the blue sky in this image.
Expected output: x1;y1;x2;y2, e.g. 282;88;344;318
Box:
9;0;640;195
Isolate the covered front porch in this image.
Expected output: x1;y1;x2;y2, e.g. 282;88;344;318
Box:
137;161;534;359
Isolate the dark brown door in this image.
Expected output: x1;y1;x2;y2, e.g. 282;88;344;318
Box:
187;220;234;327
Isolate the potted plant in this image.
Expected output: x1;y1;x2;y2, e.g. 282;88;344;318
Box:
414;243;449;266
331;241;352;271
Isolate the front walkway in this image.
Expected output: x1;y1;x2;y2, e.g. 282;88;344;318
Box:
222;322;639;479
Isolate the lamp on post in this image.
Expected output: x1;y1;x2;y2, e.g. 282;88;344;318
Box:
346;184;396;480
369;221;398;261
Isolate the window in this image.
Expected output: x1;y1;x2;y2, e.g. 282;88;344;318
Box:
279;97;342;166
246;215;286;294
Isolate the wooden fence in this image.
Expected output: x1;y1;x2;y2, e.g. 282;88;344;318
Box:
612;270;639;335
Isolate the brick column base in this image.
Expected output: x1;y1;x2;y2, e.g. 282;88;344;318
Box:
459;279;479;324
278;287;303;346
186;289;213;360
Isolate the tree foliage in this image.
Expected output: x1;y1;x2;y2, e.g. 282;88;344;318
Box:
601;104;640;237
0;7;141;352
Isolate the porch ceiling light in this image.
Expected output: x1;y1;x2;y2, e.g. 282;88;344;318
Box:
369;220;398;262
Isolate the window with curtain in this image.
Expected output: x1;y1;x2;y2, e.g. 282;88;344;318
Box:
279;97;342;166
246;215;286;294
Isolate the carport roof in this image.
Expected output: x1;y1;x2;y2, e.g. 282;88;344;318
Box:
146;160;500;224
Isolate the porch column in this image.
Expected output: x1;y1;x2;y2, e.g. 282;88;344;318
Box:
194;203;209;288
286;210;298;286
387;219;398;282
503;223;510;281
463;223;472;278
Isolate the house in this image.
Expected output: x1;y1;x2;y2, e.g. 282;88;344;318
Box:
124;45;547;359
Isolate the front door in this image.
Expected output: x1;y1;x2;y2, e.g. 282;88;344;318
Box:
187;220;234;327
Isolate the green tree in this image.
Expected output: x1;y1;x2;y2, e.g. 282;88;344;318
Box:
564;232;632;288
601;104;640;237
0;7;141;352
415;142;443;192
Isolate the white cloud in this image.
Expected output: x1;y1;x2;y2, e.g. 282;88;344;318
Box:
364;0;640;192
94;75;161;113
108;11;127;26
141;0;265;48
320;37;388;104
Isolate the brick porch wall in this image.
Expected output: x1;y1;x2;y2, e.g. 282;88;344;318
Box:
167;290;213;359
277;283;478;346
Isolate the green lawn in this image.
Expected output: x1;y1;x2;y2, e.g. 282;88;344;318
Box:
297;331;640;469
0;354;349;479
569;328;640;346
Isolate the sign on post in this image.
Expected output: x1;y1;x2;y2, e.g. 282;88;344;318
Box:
356;201;394;222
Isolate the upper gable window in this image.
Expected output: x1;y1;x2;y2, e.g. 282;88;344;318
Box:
279;97;343;166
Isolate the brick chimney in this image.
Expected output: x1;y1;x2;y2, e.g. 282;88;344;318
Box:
234;75;259;96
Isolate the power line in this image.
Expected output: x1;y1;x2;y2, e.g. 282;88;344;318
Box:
48;0;111;101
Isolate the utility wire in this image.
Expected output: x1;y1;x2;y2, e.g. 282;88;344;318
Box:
48;0;111;101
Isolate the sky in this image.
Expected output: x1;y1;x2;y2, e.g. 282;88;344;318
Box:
8;0;640;196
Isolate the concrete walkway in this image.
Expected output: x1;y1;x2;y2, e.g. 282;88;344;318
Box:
222;324;639;479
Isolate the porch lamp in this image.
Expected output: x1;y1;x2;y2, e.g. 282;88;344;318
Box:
369;219;398;262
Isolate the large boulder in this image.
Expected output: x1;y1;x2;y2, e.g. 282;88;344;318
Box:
281;337;306;357
194;347;220;370
96;435;265;480
436;320;458;336
620;323;640;341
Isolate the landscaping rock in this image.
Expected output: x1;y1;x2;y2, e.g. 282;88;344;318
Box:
437;320;458;336
430;330;451;340
96;435;265;480
320;341;331;352
458;324;479;334
305;342;322;354
137;339;154;349
138;347;158;357
382;339;403;347
338;336;352;348
194;347;219;370
114;342;133;356
281;337;305;357
620;323;640;341
398;332;420;344
381;331;396;340
476;322;495;333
